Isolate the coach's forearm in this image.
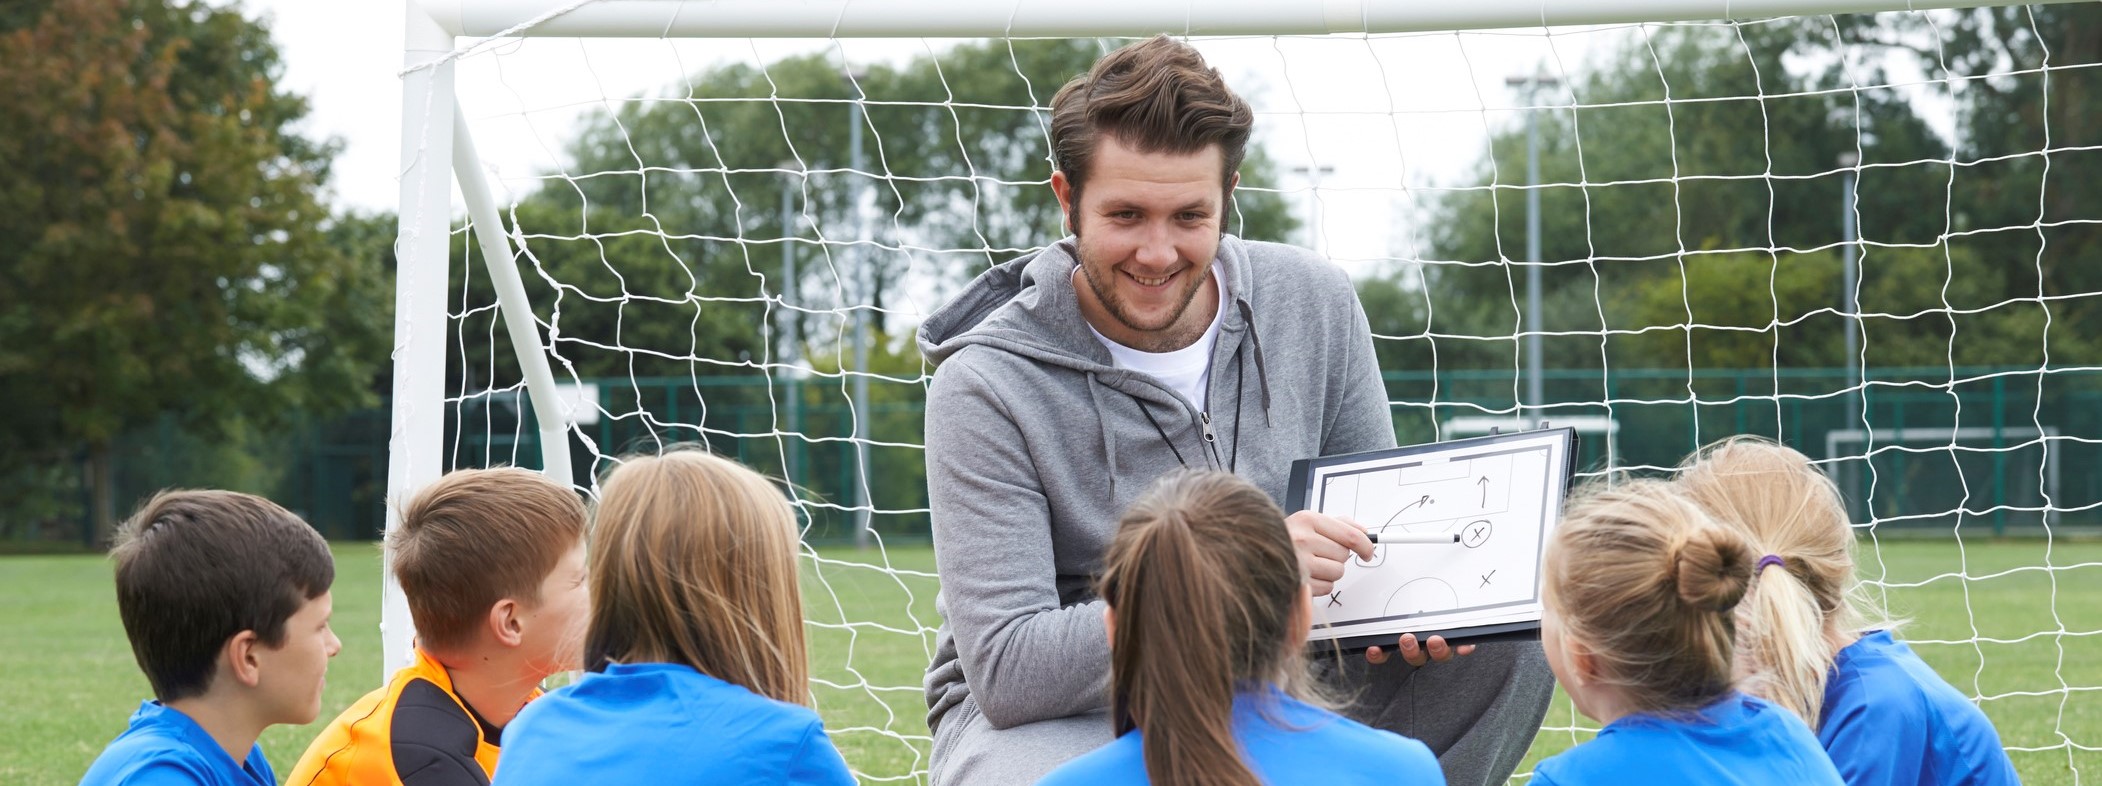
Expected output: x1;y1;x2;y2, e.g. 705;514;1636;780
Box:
955;598;1112;729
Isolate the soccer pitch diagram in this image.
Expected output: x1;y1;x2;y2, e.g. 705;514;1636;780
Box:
1310;441;1564;636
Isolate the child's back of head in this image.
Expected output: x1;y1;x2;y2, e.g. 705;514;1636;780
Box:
1545;479;1754;717
491;449;858;786
1675;437;1883;727
85;489;338;786
585;449;808;702
1671;439;2017;786
1532;480;1848;786
1068;469;1439;786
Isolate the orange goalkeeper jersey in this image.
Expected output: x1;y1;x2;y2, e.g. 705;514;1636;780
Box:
286;648;537;786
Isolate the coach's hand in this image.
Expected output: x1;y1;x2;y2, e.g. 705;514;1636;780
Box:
1367;633;1476;667
1286;510;1374;597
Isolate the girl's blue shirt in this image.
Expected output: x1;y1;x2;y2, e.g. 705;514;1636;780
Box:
1532;692;1844;786
1035;688;1442;786
492;662;854;786
1818;630;2019;786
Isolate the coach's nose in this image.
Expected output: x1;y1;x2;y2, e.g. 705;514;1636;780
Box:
1134;222;1176;270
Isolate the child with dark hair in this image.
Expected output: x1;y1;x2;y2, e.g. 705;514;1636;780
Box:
82;490;340;786
1038;470;1442;786
1530;480;1842;785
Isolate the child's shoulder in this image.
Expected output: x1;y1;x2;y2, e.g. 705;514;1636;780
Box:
1285;704;1438;771
1035;733;1146;786
82;703;254;786
1246;696;1441;782
533;663;827;733
1824;633;1943;721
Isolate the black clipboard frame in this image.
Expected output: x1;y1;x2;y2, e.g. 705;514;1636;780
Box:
1286;426;1579;652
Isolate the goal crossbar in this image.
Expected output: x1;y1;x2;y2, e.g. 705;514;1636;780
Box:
418;0;2087;39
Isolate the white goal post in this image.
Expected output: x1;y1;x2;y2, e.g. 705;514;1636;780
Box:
389;0;2097;781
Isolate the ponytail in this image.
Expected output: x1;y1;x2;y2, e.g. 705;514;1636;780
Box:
1106;510;1253;786
1739;559;1831;726
1099;471;1310;786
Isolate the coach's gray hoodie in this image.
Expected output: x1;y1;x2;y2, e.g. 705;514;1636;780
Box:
915;235;1395;738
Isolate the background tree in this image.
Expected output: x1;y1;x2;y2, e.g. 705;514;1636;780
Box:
1376;18;2095;391
0;0;390;538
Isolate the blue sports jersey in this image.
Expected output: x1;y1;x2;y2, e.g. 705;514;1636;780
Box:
1532;692;1843;786
1036;688;1442;786
1819;630;2019;786
491;661;854;786
79;701;275;786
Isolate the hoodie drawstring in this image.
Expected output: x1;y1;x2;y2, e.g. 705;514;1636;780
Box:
1086;372;1122;496
1235;300;1274;427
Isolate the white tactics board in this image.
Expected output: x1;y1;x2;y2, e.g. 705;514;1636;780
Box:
1286;428;1575;648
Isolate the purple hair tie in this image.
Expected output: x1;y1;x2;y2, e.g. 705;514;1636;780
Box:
1755;554;1786;573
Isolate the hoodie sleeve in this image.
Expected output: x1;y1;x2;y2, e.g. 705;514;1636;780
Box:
1321;269;1399;456
924;355;1112;729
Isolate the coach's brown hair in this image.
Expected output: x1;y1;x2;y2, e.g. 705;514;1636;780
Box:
1049;35;1254;215
111;490;334;701
390;467;588;655
1098;470;1322;786
1547;479;1755;716
584;449;810;705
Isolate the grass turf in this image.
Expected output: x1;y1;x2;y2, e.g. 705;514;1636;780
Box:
5;539;2097;784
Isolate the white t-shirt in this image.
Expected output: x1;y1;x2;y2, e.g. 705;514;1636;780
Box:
1084;265;1228;409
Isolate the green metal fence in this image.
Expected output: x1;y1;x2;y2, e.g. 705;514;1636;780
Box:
17;366;2097;547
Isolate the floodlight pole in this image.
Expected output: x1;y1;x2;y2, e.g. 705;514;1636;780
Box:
846;71;874;550
1840;153;1860;423
1508;70;1561;420
1840;152;1862;442
779;162;803;484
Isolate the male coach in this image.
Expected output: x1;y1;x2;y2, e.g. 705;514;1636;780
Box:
915;35;1555;785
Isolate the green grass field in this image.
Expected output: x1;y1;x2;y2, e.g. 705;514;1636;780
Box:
5;539;2098;784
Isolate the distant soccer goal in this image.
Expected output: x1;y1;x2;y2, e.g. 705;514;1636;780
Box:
390;1;2102;781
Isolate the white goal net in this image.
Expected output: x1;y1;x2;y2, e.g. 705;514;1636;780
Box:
388;1;2102;781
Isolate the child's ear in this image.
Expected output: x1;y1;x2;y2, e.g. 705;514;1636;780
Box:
1563;634;1598;688
224;630;264;689
490;599;525;648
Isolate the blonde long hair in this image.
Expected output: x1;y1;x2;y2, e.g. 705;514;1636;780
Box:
1547;479;1756;715
585;449;810;705
1675;437;1895;729
1098;470;1324;786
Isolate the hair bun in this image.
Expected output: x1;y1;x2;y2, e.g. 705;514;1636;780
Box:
1671;526;1754;612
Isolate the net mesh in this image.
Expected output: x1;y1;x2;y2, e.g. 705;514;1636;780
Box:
406;6;2102;781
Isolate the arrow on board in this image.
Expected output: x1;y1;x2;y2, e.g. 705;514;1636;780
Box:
1477;476;1490;506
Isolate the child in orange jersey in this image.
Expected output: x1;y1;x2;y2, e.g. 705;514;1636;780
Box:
286;468;588;786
